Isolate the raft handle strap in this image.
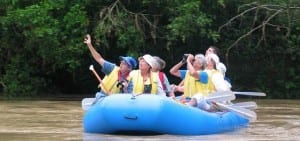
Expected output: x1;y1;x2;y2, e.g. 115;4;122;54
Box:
124;115;138;120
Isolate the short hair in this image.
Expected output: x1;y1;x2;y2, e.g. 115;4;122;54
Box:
194;54;206;70
209;46;220;56
153;56;166;70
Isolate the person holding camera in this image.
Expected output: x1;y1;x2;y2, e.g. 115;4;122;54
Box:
84;34;137;103
187;53;232;111
169;53;208;103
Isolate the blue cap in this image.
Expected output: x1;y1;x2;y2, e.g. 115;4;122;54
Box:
119;56;137;69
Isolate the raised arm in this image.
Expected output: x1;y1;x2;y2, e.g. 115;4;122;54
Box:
169;61;184;78
84;34;105;66
186;54;199;79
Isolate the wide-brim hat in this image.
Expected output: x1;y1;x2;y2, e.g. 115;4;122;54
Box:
119;56;137;69
138;54;155;68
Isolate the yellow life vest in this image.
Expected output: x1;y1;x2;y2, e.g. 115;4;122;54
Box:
100;67;129;94
206;69;218;93
129;70;158;94
183;71;209;98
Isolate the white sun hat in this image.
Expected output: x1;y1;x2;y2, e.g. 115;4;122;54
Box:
139;54;155;68
207;53;220;64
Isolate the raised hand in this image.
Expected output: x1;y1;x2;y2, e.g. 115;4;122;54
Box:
187;54;194;62
84;34;91;45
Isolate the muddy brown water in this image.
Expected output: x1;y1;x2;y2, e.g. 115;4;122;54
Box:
0;99;299;141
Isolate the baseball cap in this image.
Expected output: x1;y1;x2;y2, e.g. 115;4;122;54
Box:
119;56;137;69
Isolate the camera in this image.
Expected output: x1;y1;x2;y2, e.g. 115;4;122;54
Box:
181;54;189;63
117;80;125;89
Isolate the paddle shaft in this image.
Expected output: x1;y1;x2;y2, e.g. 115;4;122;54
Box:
214;102;257;122
233;101;257;110
233;91;266;96
90;68;110;94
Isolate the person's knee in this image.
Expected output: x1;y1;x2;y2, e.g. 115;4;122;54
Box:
197;99;211;111
188;98;197;106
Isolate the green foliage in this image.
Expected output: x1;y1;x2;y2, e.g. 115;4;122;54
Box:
2;55;46;98
85;1;145;58
220;0;300;99
0;0;88;97
166;0;218;42
0;0;299;99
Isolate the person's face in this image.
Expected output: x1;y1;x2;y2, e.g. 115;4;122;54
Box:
119;60;131;73
206;56;215;69
139;59;151;71
192;59;202;70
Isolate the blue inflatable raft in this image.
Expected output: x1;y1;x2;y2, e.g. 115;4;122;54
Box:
83;94;249;135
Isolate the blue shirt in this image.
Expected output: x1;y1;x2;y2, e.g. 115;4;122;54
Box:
179;70;208;84
101;61;116;75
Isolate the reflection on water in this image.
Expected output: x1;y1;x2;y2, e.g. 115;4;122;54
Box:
0;99;299;140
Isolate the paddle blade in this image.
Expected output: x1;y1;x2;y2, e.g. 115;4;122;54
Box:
216;102;257;122
82;98;95;111
233;91;266;96
233;101;257;110
205;91;236;102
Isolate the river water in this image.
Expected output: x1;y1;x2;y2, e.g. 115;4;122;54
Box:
0;99;299;141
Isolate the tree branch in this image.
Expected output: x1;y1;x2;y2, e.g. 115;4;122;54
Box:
225;9;283;67
218;6;258;32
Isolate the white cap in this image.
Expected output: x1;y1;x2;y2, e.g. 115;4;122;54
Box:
139;54;155;68
207;53;219;64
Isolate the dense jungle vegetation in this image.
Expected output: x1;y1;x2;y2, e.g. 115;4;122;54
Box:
0;0;299;99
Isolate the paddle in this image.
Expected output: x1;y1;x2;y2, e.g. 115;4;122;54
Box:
213;102;257;122
233;91;266;96
205;91;235;102
200;91;257;121
89;65;110;94
232;101;257;110
81;65;110;111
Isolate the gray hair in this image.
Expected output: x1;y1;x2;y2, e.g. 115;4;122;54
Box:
153;56;166;70
194;54;206;70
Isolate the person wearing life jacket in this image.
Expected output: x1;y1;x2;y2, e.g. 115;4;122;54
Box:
206;46;231;84
84;34;137;103
152;56;172;96
169;53;208;103
192;53;231;111
126;54;166;96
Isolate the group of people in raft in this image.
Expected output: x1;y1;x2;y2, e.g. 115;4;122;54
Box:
84;34;231;111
